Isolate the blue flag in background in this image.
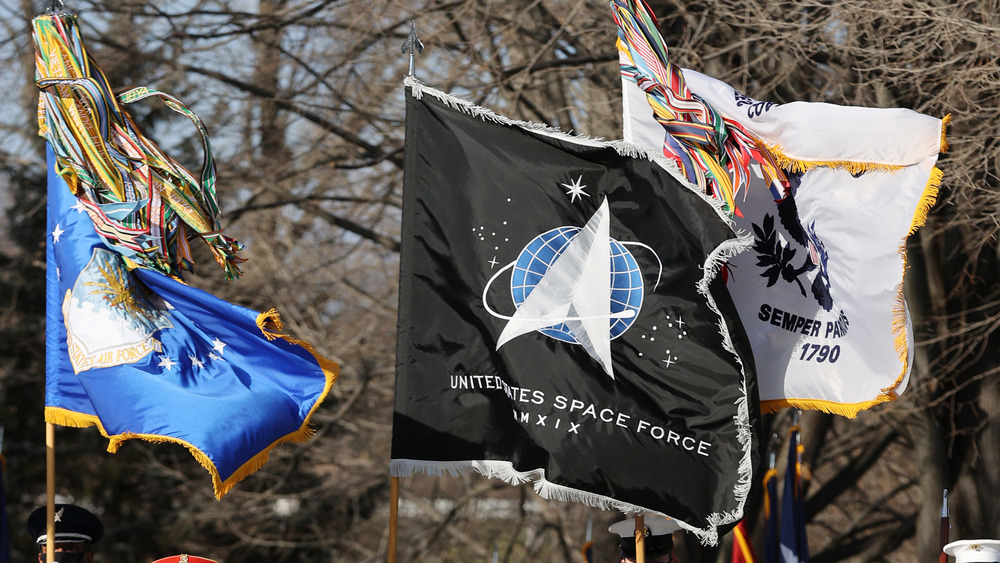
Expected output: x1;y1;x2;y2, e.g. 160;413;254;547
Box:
779;427;809;562
44;146;338;499
763;462;779;563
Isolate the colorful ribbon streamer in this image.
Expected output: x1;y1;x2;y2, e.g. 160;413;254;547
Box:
613;0;789;216
33;14;244;279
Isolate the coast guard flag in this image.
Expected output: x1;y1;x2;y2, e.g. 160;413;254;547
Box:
44;145;338;499
391;79;759;545
616;0;946;417
779;427;809;562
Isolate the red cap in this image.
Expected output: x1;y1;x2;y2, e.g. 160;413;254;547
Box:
152;555;219;563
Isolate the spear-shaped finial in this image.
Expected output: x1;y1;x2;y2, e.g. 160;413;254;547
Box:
48;0;65;14
401;20;424;77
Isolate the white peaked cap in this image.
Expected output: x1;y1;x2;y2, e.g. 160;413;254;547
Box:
944;539;1000;563
609;516;682;538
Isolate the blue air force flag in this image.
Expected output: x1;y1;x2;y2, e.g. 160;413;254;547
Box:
44;145;338;499
620;33;945;418
391;79;759;545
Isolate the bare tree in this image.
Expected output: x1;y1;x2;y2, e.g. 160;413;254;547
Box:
0;1;997;562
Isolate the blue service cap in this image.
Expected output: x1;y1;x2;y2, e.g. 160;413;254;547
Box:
27;504;104;545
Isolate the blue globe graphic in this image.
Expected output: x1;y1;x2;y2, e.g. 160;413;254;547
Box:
510;226;644;343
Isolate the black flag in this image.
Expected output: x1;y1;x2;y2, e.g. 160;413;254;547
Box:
391;80;759;545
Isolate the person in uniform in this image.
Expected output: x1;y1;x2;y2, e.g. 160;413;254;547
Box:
609;516;681;563
26;504;104;563
944;539;1000;562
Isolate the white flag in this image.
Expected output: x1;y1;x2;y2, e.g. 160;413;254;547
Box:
622;63;945;417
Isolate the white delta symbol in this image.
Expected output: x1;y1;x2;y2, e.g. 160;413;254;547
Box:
482;197;661;378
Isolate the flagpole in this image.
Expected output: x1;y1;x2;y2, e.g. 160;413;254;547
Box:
392;20;419;562
634;515;645;563
46;422;55;563
388;475;399;563
42;4;61;561
939;489;948;563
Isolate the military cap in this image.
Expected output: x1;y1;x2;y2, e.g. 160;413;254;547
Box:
609;516;681;559
27;504;104;545
944;539;1000;563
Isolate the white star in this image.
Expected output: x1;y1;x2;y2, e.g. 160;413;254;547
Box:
51;224;65;243
70;200;87;214
488;256;499;269
211;338;226;355
209;352;225;362
158;355;177;372
189;355;204;369
561;175;589;203
662;357;675;368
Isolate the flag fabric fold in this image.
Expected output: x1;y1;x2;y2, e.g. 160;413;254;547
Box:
779;427;809;563
615;0;946;417
391;78;759;545
36;12;338;499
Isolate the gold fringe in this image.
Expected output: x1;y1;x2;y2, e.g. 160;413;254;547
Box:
256;308;284;341
756;139;905;175
761;393;898;419
940;114;951;153
44;407;103;429
891;286;909;366
45;321;340;500
878;163;946;408
909;167;942;237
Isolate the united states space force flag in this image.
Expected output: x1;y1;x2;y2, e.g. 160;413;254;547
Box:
617;0;946;417
45;145;338;499
391;78;759;545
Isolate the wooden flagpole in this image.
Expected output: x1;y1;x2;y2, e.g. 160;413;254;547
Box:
46;422;55;563
634;515;645;563
388;475;399;563
44;4;63;563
